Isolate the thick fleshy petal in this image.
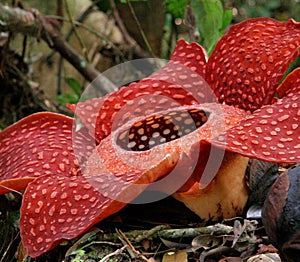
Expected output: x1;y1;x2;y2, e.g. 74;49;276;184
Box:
87;103;246;179
0;112;77;194
170;39;207;75
68;40;211;143
211;69;300;163
81;103;247;219
206;18;300;111
5;17;300;259
20;174;105;258
72;125;96;166
151;39;208;80
277;68;300;98
20;152;178;258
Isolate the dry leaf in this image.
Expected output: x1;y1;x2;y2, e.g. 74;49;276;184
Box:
162;250;188;262
160;238;189;249
247;253;281;262
192;234;222;249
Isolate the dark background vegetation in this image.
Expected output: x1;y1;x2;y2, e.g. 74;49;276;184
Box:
0;0;299;261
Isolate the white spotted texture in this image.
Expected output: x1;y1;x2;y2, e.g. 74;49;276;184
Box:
277;68;300;98
0;113;78;194
20;152;179;258
206;18;300;112
68;40;213;143
83;103;247;195
212;69;300;163
20;173;116;257
70;19;300;143
169;40;207;77
0;18;299;259
116;108;209;151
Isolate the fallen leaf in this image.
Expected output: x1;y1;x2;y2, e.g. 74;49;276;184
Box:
192;234;222;250
160;238;190;249
162;250;188;262
247;253;281;262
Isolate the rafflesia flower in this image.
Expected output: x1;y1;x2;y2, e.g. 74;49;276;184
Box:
0;17;299;258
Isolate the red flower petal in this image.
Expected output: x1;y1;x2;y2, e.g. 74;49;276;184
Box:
72;125;96;165
206;18;300;111
20;174;119;258
68;40;211;143
86;103;246;180
152;39;207;79
277;68;300;98
81;103;247;219
212;69;300;163
20;152;179;257
0;112;77;194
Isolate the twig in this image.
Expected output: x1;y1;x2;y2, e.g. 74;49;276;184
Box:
64;0;89;62
126;0;155;57
64;0;102;42
166;15;175;58
117;229;149;261
21;35;27;59
135;225;171;242
102;224;234;243
6;53;72;115
54;0;121;95
49;15;150;59
109;0;135;47
184;0;199;42
0;232;20;262
56;0;64;28
49;15;125;56
99;245;128;262
0;4;100;82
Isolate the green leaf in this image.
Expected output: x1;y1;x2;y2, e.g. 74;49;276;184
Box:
191;0;232;55
64;77;83;97
164;0;189;18
221;9;233;32
57;93;79;106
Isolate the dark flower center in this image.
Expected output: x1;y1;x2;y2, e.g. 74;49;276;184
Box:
117;109;210;151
